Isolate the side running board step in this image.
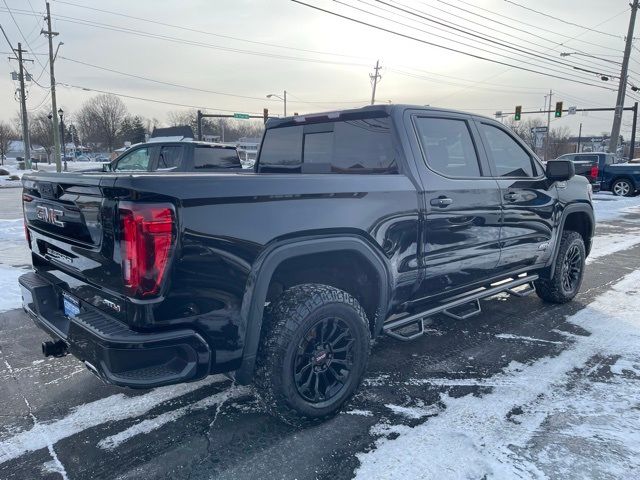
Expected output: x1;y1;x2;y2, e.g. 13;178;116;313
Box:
383;274;538;342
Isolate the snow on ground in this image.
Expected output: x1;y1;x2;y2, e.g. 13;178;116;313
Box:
0;160;108;188
0;375;231;463
592;192;640;222
354;270;640;479
587;228;640;264
0;264;24;313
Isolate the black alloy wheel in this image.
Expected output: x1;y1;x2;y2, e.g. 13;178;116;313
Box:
293;317;355;404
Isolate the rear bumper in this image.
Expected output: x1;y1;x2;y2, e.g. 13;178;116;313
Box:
19;271;212;388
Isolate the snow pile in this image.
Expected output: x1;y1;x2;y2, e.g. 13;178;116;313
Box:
0;375;229;463
587;229;640;264
593;192;640;222
355;271;640;479
0;264;25;313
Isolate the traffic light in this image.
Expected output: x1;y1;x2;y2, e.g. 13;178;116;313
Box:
263;108;269;125
555;101;563;118
514;105;522;121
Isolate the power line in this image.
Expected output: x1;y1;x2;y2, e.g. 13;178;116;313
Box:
452;0;625;53
57;56;368;106
41;0;376;63
0;7;374;69
428;0;624;73
1;0;46;69
503;0;622;39
351;0;618;80
291;0;616;91
56;82;268;114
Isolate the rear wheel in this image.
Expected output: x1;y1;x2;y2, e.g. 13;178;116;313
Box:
612;178;634;197
535;231;586;304
253;284;371;425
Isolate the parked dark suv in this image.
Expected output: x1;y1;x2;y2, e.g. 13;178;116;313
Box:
109;141;241;172
20;105;593;425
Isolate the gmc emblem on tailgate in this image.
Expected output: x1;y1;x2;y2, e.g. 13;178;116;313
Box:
36;205;65;227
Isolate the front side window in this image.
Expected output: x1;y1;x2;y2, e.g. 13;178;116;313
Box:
114;147;150;171
480;123;535;177
414;117;481;177
157;146;184;171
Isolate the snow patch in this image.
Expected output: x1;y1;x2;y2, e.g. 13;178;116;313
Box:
385;403;439;420
0;264;26;313
98;385;249;450
495;333;563;345
0;375;228;464
355;270;640;479
587;229;640;264
345;409;374;417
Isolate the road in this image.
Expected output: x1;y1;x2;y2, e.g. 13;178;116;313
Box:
1;187;640;479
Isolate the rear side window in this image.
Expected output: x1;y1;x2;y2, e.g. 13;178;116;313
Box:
258;117;397;174
157;146;184;171
479;123;535;177
414;117;481;177
193;146;241;169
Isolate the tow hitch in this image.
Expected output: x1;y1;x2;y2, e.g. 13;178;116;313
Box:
42;340;68;357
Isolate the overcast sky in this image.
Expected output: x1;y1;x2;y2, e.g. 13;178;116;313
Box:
0;0;637;138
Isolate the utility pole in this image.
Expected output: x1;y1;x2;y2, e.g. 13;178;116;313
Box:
545;89;552;161
370;60;381;105
577;122;582;153
609;0;638;155
42;1;62;173
11;43;32;169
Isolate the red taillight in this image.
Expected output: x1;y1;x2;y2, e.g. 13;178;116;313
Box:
22;194;32;249
119;202;175;297
24;219;31;248
590;165;599;179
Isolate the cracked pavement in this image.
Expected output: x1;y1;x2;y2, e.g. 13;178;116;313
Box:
1;188;640;479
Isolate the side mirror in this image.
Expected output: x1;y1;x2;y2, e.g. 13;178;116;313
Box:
546;159;575;182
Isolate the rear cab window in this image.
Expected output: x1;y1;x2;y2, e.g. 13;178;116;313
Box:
193;146;241;169
257;115;398;174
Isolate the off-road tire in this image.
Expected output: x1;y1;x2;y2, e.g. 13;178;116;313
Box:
612;178;634;197
535;231;586;304
253;284;371;426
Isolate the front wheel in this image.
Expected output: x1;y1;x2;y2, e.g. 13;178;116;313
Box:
612;178;634;197
535;231;586;304
253;284;371;425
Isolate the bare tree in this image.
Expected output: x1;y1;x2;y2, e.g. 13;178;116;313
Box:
505;117;545;150
548;126;572;159
76;94;127;151
29;112;55;164
0;121;14;166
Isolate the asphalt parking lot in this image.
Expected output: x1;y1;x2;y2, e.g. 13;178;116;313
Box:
1;187;640;479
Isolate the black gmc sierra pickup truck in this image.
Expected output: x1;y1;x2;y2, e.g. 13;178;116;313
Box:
19;105;594;425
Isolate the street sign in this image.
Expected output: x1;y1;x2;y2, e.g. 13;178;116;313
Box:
495;111;503;118
568;106;577;115
233;113;250;119
531;126;548;133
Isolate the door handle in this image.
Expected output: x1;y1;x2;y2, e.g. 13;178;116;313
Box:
503;192;519;202
430;197;453;208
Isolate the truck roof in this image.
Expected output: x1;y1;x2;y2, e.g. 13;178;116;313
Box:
267;104;494;128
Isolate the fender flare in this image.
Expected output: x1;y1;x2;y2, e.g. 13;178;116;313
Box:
546;203;595;278
234;235;392;385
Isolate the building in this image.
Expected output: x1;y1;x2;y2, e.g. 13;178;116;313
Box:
236;136;261;167
150;126;194;142
201;125;221;143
